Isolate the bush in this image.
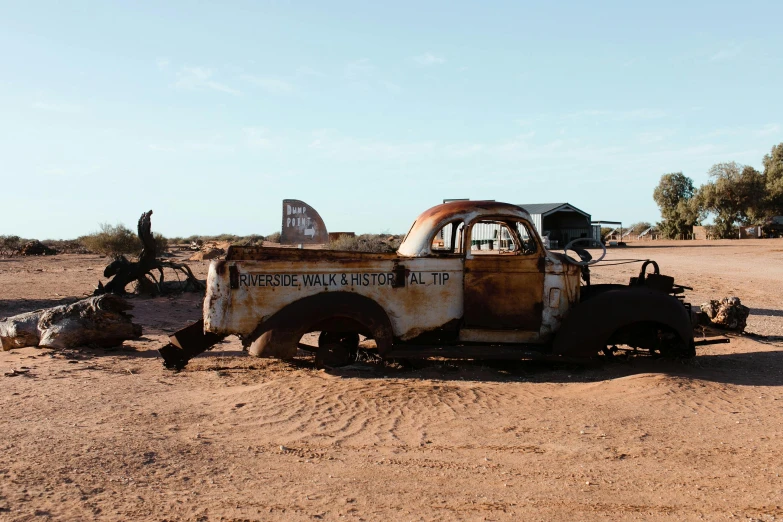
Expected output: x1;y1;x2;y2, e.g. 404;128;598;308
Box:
211;233;240;242
329;234;401;253
0;235;23;256
153;232;169;256
79;223;142;256
266;231;281;244
232;234;265;247
79;224;170;257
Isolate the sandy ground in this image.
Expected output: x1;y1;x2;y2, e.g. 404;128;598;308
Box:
1;240;782;521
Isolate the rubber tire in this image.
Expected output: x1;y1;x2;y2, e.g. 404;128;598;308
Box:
315;342;354;368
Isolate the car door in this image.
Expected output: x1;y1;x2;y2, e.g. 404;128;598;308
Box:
462;218;545;334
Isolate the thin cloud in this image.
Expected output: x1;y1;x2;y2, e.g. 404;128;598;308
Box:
344;58;374;79
243;127;273;149
637;129;676;145
618;108;667;120
703;123;780;138
296;66;325;77
32;101;83;113
559;108;666;121
382;81;401;93
174;66;241;95
148;137;235;153
757;123;780;136
148;144;176;152
156;57;170;71
413;52;445;66
240;75;294;94
709;42;743;62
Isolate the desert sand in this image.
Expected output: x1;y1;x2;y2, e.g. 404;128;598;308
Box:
1;240;782;521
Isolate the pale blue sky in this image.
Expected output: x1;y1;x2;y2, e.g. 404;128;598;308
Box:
2;1;781;238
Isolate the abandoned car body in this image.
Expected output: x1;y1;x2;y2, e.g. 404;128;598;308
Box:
161;201;709;369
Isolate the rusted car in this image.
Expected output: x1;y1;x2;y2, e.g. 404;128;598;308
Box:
161;201;720;369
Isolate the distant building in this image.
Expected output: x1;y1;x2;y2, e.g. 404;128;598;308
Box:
518;203;598;248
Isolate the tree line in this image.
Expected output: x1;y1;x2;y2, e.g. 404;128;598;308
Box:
652;142;783;239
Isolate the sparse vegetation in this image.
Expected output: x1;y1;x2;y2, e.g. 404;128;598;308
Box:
79;223;169;256
79;224;142;256
153;233;169;256
168;233;268;247
329;234;402;253
0;235;23;256
232;234;265;247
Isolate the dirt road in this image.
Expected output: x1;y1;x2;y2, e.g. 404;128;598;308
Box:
1;241;782;521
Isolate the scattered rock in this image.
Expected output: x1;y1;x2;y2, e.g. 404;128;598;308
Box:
700;297;750;332
3;368;30;377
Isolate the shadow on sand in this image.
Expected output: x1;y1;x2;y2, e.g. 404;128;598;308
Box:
622;243;770;249
750;308;783;318
313;348;783;387
7;333;783;388
0;297;86;318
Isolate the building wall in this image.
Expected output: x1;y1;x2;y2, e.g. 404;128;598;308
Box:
739;226;762;239
531;214;543;234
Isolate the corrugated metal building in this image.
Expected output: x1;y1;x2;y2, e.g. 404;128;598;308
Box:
518;202;598;248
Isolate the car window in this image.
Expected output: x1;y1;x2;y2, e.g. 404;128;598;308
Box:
469;220;537;255
515;221;538;255
431;221;465;254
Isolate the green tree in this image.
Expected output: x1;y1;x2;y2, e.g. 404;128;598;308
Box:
763;142;783;215
653;172;700;239
628;221;652;236
697;162;766;238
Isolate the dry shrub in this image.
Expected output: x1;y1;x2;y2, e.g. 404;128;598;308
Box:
0;235;23;256
266;231;281;244
232;234;265;247
79;224;141;256
329;234;401;253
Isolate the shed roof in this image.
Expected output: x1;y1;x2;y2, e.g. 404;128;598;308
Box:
517;202;590;218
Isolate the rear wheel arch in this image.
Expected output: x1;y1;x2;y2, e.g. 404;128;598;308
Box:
245;292;394;358
605;320;695;357
552;288;694;358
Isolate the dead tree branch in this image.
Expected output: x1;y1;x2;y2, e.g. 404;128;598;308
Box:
95;210;205;296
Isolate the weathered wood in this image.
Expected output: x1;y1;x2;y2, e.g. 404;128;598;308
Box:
95;210;205;296
0;295;142;351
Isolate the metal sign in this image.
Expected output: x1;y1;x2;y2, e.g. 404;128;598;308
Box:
280;199;329;245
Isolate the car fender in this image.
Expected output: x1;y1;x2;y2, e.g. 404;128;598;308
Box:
552;287;694;358
244;292;394;358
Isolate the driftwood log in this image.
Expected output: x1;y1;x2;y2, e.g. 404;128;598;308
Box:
95;210;204;296
0;295;142;351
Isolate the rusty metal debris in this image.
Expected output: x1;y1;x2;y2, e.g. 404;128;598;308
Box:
158;319;225;370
